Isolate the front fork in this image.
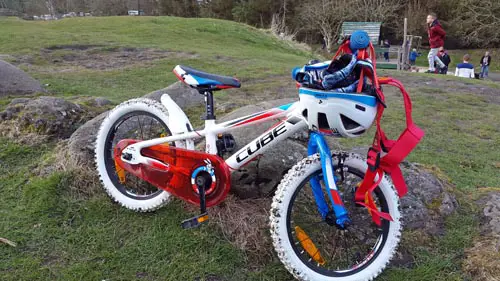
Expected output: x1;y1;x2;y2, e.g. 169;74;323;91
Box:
307;132;350;228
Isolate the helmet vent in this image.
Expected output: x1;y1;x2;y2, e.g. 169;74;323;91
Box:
317;112;329;129
302;109;308;118
353;130;365;135
340;114;361;130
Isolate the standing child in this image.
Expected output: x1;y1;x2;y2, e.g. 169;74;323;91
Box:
409;48;420;65
480;51;491;78
383;39;390;62
426;13;446;73
409;48;420;72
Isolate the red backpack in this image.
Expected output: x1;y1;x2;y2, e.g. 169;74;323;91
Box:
332;39;425;226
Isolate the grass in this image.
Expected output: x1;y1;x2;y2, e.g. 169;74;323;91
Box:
0;138;290;280
0;16;304;281
0;156;245;280
0;16;309;102
1;16;499;281
340;70;500;189
379;189;479;281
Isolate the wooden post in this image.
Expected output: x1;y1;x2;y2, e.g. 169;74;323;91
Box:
397;50;402;70
401;18;408;71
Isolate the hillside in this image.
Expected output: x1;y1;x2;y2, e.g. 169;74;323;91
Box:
1;16;499;281
0;16;309;102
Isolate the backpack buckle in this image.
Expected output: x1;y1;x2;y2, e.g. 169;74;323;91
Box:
367;148;381;172
374;88;387;108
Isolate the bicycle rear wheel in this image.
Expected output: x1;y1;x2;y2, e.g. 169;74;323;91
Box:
95;98;191;212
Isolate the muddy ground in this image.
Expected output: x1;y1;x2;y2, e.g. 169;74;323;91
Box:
8;45;199;72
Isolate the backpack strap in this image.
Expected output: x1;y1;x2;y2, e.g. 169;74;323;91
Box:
328;36;423;227
355;43;380;92
354;77;425;226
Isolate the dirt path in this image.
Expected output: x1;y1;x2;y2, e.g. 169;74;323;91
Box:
484;72;500;82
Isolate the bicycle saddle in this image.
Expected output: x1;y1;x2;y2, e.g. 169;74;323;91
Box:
173;65;241;90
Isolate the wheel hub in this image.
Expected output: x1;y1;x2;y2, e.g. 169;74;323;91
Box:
325;211;351;229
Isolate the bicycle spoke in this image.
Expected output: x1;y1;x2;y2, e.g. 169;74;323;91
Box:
327;229;339;265
292;220;325;226
148;118;154;137
283;163;392;275
137;116;144;140
346;229;363;264
343;232;351;268
349;224;374;238
104;112;168;198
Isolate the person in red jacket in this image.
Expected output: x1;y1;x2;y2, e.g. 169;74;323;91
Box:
426;13;446;73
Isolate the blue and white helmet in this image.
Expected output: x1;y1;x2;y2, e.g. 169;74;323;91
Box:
298;88;378;138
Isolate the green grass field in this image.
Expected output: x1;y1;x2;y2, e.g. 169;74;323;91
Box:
1;16;499;281
0;16;308;102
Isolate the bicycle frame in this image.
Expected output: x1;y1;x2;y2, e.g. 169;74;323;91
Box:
119;94;349;224
121;99;307;171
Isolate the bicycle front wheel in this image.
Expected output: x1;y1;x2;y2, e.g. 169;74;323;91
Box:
270;153;402;281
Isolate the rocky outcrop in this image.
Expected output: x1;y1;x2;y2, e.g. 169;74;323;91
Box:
0;96;111;140
67;112;108;165
143;81;204;107
476;192;500;236
463;191;500;281
400;162;458;234
1;96;84;138
67;82;204;166
0;60;45;96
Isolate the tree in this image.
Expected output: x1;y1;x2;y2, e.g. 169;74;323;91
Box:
453;0;500;47
401;0;428;37
232;0;280;27
45;0;55;16
297;0;351;52
271;0;301;37
199;0;234;20
350;0;403;28
158;0;199;17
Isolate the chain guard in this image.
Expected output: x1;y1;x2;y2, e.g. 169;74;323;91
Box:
114;139;231;207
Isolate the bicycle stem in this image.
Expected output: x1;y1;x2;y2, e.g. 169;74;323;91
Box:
307;132;350;228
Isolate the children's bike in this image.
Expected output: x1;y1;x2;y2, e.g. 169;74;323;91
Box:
95;32;423;281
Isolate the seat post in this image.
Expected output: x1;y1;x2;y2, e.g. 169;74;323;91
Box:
201;90;216;120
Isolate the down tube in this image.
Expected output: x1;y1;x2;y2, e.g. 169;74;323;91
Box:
225;117;307;170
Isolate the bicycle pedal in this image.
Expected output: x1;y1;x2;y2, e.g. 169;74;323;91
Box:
181;213;209;229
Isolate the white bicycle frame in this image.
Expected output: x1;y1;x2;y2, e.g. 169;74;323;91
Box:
121;94;308;171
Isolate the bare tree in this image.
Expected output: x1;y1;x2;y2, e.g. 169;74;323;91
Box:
402;0;429;36
351;0;403;23
453;0;500;47
271;1;295;38
45;0;55;16
298;0;351;52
